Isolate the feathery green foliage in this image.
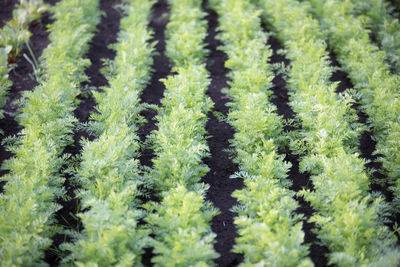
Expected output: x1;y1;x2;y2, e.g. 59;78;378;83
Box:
0;48;12;120
150;66;212;193
0;0;100;265
209;0;312;265
306;0;400;213
256;0;400;265
349;0;400;73
149;0;211;194
145;185;219;266
60;0;155;265
144;0;219;264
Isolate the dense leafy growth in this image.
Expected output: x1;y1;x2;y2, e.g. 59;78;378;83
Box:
144;0;218;265
61;0;155;265
256;0;400;265
209;0;312;265
145;185;219;266
150;66;212;193
349;0;400;73
306;0;400;212
0;0;100;264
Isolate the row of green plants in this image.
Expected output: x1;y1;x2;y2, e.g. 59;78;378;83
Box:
256;0;400;265
0;0;47;121
143;0;219;265
349;0;400;73
306;0;400;211
209;0;312;265
0;0;101;265
59;0;156;265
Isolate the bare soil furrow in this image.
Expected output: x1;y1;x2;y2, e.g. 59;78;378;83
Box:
138;0;170;170
0;0;18;27
139;0;170;265
201;2;244;266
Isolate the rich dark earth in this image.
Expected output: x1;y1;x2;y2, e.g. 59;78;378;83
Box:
0;0;396;266
201;2;244;266
137;0;170;264
0;0;18;28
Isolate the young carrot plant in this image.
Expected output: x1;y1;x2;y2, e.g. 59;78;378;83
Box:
144;0;219;265
349;0;400;73
0;0;47;60
0;0;100;264
209;0;313;265
306;0;400;214
145;185;219;266
0;0;47;121
60;0;155;265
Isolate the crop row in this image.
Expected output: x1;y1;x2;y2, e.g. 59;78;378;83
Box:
209;0;312;265
349;0;400;73
307;0;400;212
256;0;400;265
0;0;101;264
0;0;47;122
60;0;155;265
143;0;219;265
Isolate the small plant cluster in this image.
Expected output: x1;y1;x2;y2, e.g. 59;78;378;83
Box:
308;0;400;212
0;0;47;120
0;0;101;265
209;0;312;265
257;0;400;265
350;0;400;73
143;0;219;265
60;0;156;266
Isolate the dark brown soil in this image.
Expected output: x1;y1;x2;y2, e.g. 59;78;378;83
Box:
0;0;18;27
201;2;244;266
138;0;170;170
44;0;60;5
137;0;170;265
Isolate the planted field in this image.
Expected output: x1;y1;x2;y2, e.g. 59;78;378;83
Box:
0;0;400;266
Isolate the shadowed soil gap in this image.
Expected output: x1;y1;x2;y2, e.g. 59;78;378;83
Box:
138;0;170;265
0;0;18;27
44;0;61;5
44;0;122;265
266;32;330;266
201;2;244;266
0;12;53;191
138;0;170;170
388;0;400;17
